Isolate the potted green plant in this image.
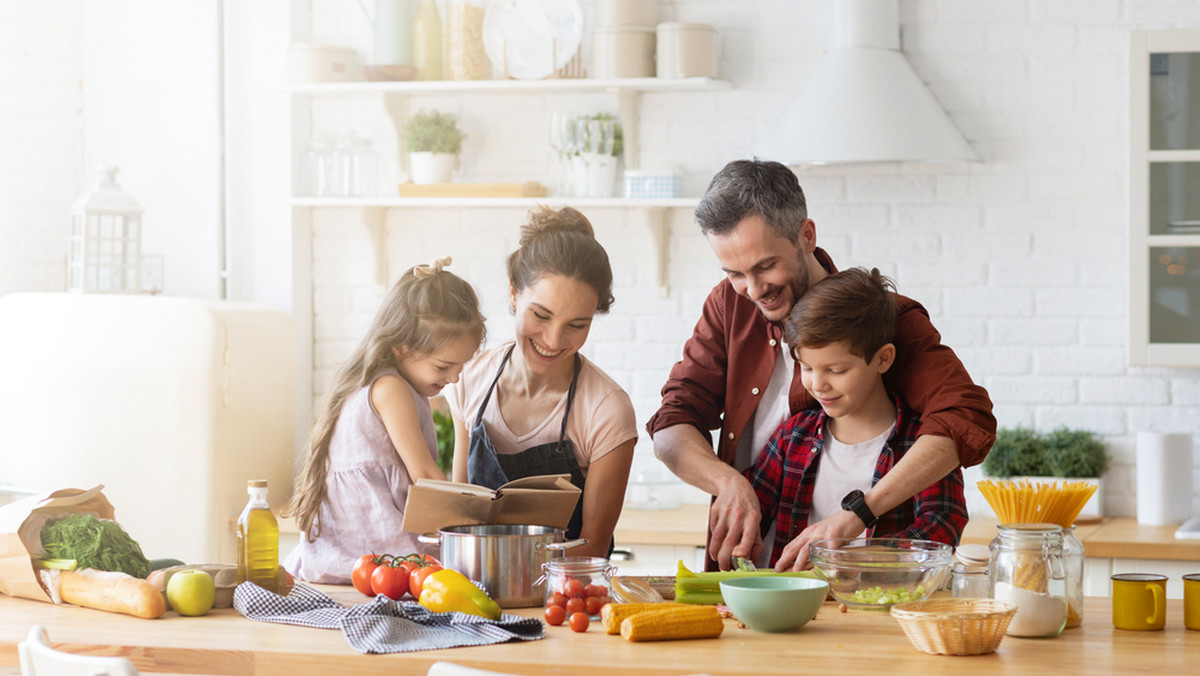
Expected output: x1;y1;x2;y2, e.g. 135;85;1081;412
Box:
570;112;623;197
979;426;1110;519
402;109;466;184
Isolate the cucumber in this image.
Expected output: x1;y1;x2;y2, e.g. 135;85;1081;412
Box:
147;557;187;571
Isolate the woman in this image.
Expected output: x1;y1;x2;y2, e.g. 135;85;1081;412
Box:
447;206;637;558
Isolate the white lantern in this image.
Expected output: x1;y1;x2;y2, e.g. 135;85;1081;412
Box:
68;167;143;293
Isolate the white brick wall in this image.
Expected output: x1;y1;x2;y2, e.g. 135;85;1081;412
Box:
4;1;1200;517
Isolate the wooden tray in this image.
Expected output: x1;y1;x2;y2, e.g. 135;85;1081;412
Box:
397;181;547;198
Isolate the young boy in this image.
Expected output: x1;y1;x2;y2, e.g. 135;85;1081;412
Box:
744;268;968;571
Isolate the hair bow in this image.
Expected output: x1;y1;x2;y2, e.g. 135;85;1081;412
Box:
413;256;452;279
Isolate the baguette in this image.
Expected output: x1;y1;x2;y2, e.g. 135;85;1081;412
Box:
60;568;166;619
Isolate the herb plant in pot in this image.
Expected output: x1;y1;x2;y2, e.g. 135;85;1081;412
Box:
570;113;623;197
980;426;1111;519
403;109;466;184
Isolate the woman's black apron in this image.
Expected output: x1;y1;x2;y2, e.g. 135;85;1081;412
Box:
466;345;612;555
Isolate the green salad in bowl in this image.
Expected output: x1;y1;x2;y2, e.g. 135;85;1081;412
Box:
809;538;952;609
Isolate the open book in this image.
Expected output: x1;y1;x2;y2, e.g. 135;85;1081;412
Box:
401;474;581;534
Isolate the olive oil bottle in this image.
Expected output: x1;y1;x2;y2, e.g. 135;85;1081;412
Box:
236;479;279;592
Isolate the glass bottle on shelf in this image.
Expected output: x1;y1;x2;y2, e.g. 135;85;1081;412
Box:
445;0;488;80
327;136;351;198
413;0;443;80
346;134;379;197
304;136;333;197
236;479;279;593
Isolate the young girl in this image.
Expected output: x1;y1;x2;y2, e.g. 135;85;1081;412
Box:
284;257;485;584
447;206;637;559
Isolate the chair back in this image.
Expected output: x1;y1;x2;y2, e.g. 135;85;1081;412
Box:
18;626;138;676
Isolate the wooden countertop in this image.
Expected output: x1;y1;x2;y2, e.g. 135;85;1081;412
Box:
614;505;1200;562
0;587;1194;675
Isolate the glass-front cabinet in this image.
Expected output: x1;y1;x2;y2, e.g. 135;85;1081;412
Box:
1130;30;1200;365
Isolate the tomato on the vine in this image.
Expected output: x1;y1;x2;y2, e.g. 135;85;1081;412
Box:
409;562;442;599
352;554;383;596
371;561;409;600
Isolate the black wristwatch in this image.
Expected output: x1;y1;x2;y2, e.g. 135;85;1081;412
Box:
841;489;878;529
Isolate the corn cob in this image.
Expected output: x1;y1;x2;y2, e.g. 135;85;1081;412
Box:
619;604;725;642
600;602;669;634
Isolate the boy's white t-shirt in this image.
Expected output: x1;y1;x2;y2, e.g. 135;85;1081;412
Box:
809;422;895;535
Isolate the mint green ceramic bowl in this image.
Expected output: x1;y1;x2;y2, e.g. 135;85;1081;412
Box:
719;576;830;633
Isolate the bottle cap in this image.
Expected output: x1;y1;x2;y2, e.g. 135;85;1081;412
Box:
248;479;269;489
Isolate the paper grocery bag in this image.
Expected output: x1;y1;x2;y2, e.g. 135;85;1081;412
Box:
0;484;115;602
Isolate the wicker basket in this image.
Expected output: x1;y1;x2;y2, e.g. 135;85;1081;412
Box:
890;598;1017;656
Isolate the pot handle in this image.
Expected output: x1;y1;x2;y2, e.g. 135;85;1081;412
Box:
545;538;589;552
417;532;440;546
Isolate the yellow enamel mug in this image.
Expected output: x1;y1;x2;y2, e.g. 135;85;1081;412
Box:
1111;573;1167;630
1185;574;1200;630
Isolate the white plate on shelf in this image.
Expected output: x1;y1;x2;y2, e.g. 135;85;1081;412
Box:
482;0;583;80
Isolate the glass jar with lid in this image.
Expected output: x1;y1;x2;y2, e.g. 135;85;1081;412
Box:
989;523;1068;638
951;543;990;598
445;0;488;80
1063;525;1084;628
540;556;615;618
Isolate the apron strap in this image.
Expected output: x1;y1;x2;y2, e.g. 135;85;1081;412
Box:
472;344;514;429
556;355;582;452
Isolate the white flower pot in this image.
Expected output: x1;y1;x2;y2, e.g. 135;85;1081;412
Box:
571;153;618;198
409;152;458;184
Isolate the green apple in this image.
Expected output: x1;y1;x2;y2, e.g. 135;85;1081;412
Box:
166;569;216;616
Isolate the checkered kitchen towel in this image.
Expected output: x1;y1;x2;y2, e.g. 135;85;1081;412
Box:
233;582;544;654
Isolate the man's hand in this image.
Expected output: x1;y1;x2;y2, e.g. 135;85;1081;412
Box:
707;473;763;570
772;509;864;572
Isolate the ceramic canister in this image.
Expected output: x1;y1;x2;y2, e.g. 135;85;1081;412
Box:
656;22;717;78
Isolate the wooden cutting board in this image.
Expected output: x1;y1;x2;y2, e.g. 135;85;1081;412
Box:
396;181;547;198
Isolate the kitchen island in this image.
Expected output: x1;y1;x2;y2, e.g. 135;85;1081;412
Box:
0;586;1193;675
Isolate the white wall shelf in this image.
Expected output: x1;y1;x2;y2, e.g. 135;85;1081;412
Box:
286;76;731;96
290;196;700;208
299;200;687;298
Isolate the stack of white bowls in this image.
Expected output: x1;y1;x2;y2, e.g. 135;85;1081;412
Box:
591;0;657;79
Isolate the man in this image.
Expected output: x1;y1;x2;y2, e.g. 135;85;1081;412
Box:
646;159;994;570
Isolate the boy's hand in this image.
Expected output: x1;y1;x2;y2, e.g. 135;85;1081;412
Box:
707;474;763;570
772;510;865;572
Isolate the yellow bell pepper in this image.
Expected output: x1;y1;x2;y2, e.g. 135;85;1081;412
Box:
418;568;502;620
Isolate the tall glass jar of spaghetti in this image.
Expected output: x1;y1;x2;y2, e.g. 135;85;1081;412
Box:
989;523;1067;638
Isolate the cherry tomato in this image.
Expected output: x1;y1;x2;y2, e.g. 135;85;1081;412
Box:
568;611;590;632
409;563;442;600
565;597;586;616
544;604;566;626
584;595;605;616
370;562;409;600
585;584;608;598
546;592;568;608
563;578;586;598
352;554;381;596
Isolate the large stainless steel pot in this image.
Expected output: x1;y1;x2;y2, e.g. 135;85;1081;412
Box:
419;524;587;608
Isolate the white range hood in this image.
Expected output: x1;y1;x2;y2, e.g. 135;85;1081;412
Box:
756;0;978;165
